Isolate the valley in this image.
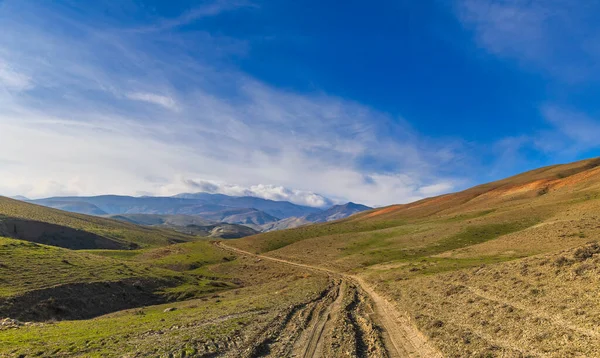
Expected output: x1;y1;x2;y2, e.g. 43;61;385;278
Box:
3;1;596;357
3;158;600;356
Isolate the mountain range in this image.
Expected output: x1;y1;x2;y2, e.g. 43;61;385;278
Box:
259;202;372;231
108;214;259;239
23;193;372;234
6;157;600;356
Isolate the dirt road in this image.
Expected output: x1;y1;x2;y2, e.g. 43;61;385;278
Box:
215;242;443;358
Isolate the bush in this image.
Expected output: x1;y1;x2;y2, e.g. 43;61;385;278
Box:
574;242;600;261
554;256;572;267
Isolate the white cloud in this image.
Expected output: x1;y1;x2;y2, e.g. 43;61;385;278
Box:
183;179;332;207
126;92;179;111
530;105;600;157
479;105;600;177
541;105;600;146
418;182;455;197
131;0;255;33
0;61;32;91
0;0;464;207
456;0;600;82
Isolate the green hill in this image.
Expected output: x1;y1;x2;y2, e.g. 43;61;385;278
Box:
231;157;600;270
0;197;196;249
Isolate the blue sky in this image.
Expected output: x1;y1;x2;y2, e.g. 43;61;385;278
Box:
1;0;600;207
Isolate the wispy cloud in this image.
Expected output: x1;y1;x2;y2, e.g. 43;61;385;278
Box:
126;92;179;111
0;0;467;207
456;0;600;82
132;0;255;33
0;61;32;91
536;105;600;154
485;104;600;177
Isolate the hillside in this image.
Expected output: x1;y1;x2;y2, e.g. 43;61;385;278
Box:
109;214;259;238
0;237;331;357
260;202;372;231
5;157;600;357
0;197;195;248
226;157;600;356
304;202;371;222
232;157;600;259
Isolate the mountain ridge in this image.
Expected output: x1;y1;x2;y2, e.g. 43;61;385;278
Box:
24;193;372;232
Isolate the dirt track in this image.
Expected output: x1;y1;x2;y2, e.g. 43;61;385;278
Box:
299;280;345;358
215;242;443;357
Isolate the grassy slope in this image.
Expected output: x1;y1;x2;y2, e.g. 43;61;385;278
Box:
0;244;329;357
0;237;160;297
0;197;332;357
228;157;600;356
0;197;195;248
4;158;600;356
0;237;237;299
231;157;600;271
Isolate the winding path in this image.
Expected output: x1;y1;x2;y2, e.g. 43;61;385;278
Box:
214;242;443;358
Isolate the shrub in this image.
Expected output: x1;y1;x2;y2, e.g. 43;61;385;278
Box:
574;242;600;261
554;256;572;267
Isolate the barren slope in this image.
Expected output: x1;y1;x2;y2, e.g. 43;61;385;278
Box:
228;157;600;357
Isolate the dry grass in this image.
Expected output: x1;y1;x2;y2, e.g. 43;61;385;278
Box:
227;157;600;356
386;242;600;357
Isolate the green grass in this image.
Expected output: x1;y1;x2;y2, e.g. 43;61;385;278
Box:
431;221;538;254
86;241;234;272
0;237;238;299
439;209;496;223
233;219;407;253
341;226;417;256
340;210;497;257
349;220;538;267
0;197;196;248
85;249;142;260
0;266;329;357
0;237;162;297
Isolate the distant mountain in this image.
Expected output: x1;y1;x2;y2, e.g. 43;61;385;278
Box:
26;193;371;233
33;200;108;216
107;214;214;227
108;214;258;239
173;192;321;218
304;202;372;223
260;216;312;232
191;207;280;227
262;202;372;231
31;195;197;215
29;193;317;219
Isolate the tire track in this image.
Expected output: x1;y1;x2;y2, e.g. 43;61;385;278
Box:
214;241;443;358
298;280;345;358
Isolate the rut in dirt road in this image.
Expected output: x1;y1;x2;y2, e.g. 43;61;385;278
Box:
244;280;341;357
296;280;345;358
214;242;443;358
